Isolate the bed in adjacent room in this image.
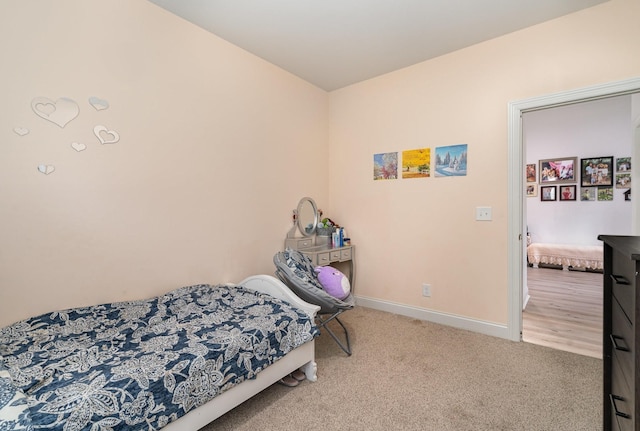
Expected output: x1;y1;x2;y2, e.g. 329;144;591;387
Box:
0;275;320;431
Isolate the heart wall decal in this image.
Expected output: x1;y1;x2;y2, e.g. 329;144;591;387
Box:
71;142;87;152
94;125;120;144
13;127;29;136
31;97;79;128
37;165;55;175
89;96;109;111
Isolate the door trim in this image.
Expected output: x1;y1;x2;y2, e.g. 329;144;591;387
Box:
507;77;640;341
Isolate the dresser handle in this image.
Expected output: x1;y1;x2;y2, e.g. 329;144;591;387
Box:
610;274;630;285
610;394;632;419
610;334;630;352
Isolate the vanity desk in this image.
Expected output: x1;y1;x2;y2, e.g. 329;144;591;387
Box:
284;197;356;289
285;240;355;287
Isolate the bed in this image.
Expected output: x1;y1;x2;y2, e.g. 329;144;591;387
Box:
0;275;320;431
527;242;603;271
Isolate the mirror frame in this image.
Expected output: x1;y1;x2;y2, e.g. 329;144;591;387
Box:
296;197;318;237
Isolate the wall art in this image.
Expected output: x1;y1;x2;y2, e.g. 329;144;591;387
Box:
94;125;120;144
13;127;29;136
538;157;576;184
540;185;556;201
434;144;467;177
402;148;430;179
616;173;631;189
559;185;576;201
580;156;613;187
580;187;597;201
616;157;631;172
37;165;55;175
597;186;614;201
16;94;120;176
526;184;537;197
373;152;398;180
526;164;536;182
71;142;87;152
31;97;79;128
89;96;109;111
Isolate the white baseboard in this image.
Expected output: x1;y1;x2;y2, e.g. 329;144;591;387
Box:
354;295;511;340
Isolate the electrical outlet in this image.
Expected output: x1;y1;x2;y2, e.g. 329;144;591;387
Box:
422;283;431;297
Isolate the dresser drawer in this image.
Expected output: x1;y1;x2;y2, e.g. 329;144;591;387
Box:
287;238;314;249
612;297;634;383
611;351;634;431
611;249;637;324
330;250;341;261
340;248;352;261
316;252;331;266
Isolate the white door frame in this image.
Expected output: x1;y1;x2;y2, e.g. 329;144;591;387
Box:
506;77;640;341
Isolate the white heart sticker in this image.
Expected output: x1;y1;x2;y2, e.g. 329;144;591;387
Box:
71;142;87;152
37;165;55;175
31;97;79;128
94;125;120;144
89;96;109;111
13;127;29;136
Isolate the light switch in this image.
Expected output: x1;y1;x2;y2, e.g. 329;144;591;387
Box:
476;207;492;221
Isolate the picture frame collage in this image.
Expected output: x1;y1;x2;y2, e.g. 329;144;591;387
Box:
526;156;631;202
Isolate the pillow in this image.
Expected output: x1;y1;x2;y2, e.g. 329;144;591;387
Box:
315;266;351;300
0;364;33;431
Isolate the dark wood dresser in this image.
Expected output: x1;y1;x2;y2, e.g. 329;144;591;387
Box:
599;235;640;431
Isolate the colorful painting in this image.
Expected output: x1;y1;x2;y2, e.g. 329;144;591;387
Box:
539;157;576;184
373;152;398;180
434;144;467;177
402;148;430;179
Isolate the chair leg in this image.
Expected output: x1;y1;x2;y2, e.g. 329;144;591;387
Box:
318;314;352;356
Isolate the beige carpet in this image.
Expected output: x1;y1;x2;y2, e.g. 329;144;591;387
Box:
201;307;602;431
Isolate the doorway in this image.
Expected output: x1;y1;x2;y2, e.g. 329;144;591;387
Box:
506;77;640;343
520;96;633;357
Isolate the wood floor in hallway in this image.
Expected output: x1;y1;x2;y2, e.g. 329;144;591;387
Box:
523;266;603;359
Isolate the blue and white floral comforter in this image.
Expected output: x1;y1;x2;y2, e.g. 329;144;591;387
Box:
0;284;318;431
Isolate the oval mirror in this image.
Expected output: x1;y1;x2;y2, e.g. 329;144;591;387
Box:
297;197;318;237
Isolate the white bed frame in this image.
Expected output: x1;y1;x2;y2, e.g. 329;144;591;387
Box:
162;274;320;431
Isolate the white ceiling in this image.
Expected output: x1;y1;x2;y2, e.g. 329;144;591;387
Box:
148;0;608;91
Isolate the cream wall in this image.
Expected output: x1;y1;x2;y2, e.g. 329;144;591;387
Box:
2;0;639;334
0;1;329;327
328;0;640;326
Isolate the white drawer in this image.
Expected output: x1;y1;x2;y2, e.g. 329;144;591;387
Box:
340;248;352;261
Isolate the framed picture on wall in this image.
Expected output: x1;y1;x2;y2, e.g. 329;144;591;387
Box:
580;187;597;201
526;184;537;197
615;173;631;189
616;157;631;172
559;185;576;201
526;164;537;183
597;186;614;201
580;156;613;187
540;185;556;201
539;157;577;184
